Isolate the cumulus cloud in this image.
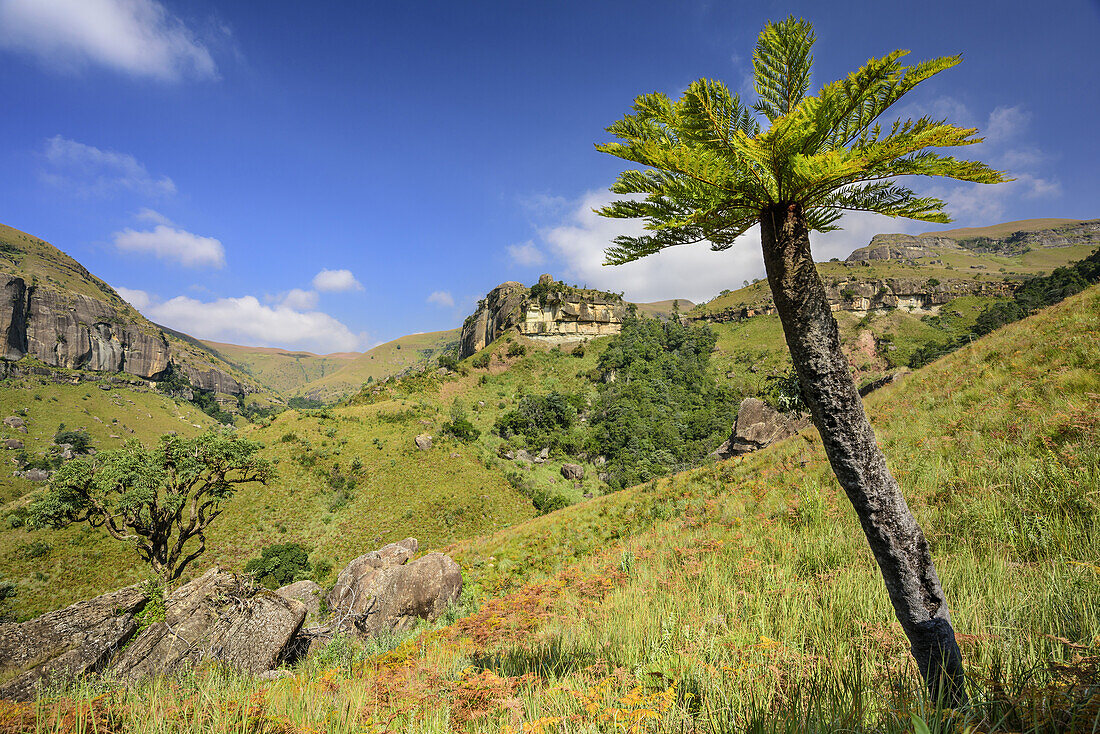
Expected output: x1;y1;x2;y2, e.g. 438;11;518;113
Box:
507;240;546;266
132;293;364;353
427;290;455;308
113;224;226;268
280;288;319;311
115;286;150;309
312;268;363;293
43;136;175;197
539;191;924;303
0;0;217;81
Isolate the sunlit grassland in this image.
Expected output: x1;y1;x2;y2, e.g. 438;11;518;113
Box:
9;286;1098;732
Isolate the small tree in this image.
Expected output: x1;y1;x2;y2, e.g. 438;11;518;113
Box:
595;16;1008;702
30;430;272;581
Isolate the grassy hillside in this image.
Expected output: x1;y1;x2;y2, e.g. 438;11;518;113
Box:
632;299;696;319
12;284;1098;733
292;329;460;401
199;340;359;395
923;217;1081;240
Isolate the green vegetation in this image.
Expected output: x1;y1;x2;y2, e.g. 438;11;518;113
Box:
14;285;1100;733
910;245;1100;367
244;542;312;588
590;316;737;488
28;430;272;580
494;391;585;455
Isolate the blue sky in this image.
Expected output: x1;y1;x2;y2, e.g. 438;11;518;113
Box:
0;0;1097;353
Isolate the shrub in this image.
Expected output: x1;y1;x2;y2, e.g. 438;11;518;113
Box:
471;352;491;369
571;343;586;358
507;341;527;358
495;391;585;453
443;417;481;442
244;542;312;588
54;428;94;453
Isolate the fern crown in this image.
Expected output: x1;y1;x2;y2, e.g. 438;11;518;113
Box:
596;16;1010;265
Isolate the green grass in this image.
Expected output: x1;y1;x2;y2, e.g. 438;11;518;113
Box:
9;284;1098;732
292;329;460;401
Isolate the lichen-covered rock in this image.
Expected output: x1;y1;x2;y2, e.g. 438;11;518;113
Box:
276;580;323;618
714;398;812;459
110;568;306;680
0;585;148;701
327;538;418;615
334;553;462;637
4;438;23;449
415;434;432;451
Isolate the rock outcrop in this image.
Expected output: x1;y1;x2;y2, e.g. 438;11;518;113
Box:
110;568;306;681
322;538;462;639
845;234;961;262
459;275;627;358
0;585;149;701
276;580;323;618
0;276;171;379
714;398;812;459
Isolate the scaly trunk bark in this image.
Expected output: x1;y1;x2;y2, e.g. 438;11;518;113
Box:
758;203;966;704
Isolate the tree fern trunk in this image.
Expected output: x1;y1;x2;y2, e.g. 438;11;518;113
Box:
758;203;966;704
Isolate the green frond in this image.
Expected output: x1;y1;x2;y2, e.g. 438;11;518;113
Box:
753;15;815;123
595;17;1011;264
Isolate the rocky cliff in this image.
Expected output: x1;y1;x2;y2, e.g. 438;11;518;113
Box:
0;223;255;395
846;219;1100;261
459;275;626;358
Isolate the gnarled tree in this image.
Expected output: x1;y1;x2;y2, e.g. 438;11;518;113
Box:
595;16;1008;703
30;430;272;581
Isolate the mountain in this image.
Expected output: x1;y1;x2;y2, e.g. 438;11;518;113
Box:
0;223;262;397
197;341;360;395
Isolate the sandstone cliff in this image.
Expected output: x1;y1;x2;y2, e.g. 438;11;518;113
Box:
459;275;626;358
0;223;256;395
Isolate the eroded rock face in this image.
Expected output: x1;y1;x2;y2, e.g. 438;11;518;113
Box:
0;585;149;701
846;234;960;262
714;398;812;459
110;569;306;680
459;282;528;358
276;580;323;618
458;276;628;359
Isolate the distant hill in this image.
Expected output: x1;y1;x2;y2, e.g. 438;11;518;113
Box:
632;298;696;319
198;340;360;395
292;329;460;401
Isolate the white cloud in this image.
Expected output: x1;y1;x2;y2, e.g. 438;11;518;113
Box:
133;293;364;353
43;135;175;197
113;224;225;268
0;0;216;81
985;105;1030;143
312;268;363;293
115;286;150;309
507;240;546;266
281;288;319;310
427;290;455;308
134;207;172;225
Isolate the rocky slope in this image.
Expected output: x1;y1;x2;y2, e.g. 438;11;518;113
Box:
0;224;258;396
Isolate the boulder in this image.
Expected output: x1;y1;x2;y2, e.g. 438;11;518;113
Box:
513;449;533;463
538;447;550;460
714;398;812;459
3;416;25;432
561;463;585;481
4;438;23;450
110;568;307;681
276;580;323;618
0;585;149;701
18;468;49;481
326;538;418;615
415;434;432;451
334;553;462;637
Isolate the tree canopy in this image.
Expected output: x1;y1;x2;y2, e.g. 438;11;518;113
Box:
30;429;272;581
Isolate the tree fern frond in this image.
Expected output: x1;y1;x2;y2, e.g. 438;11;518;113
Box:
753;15;815;123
